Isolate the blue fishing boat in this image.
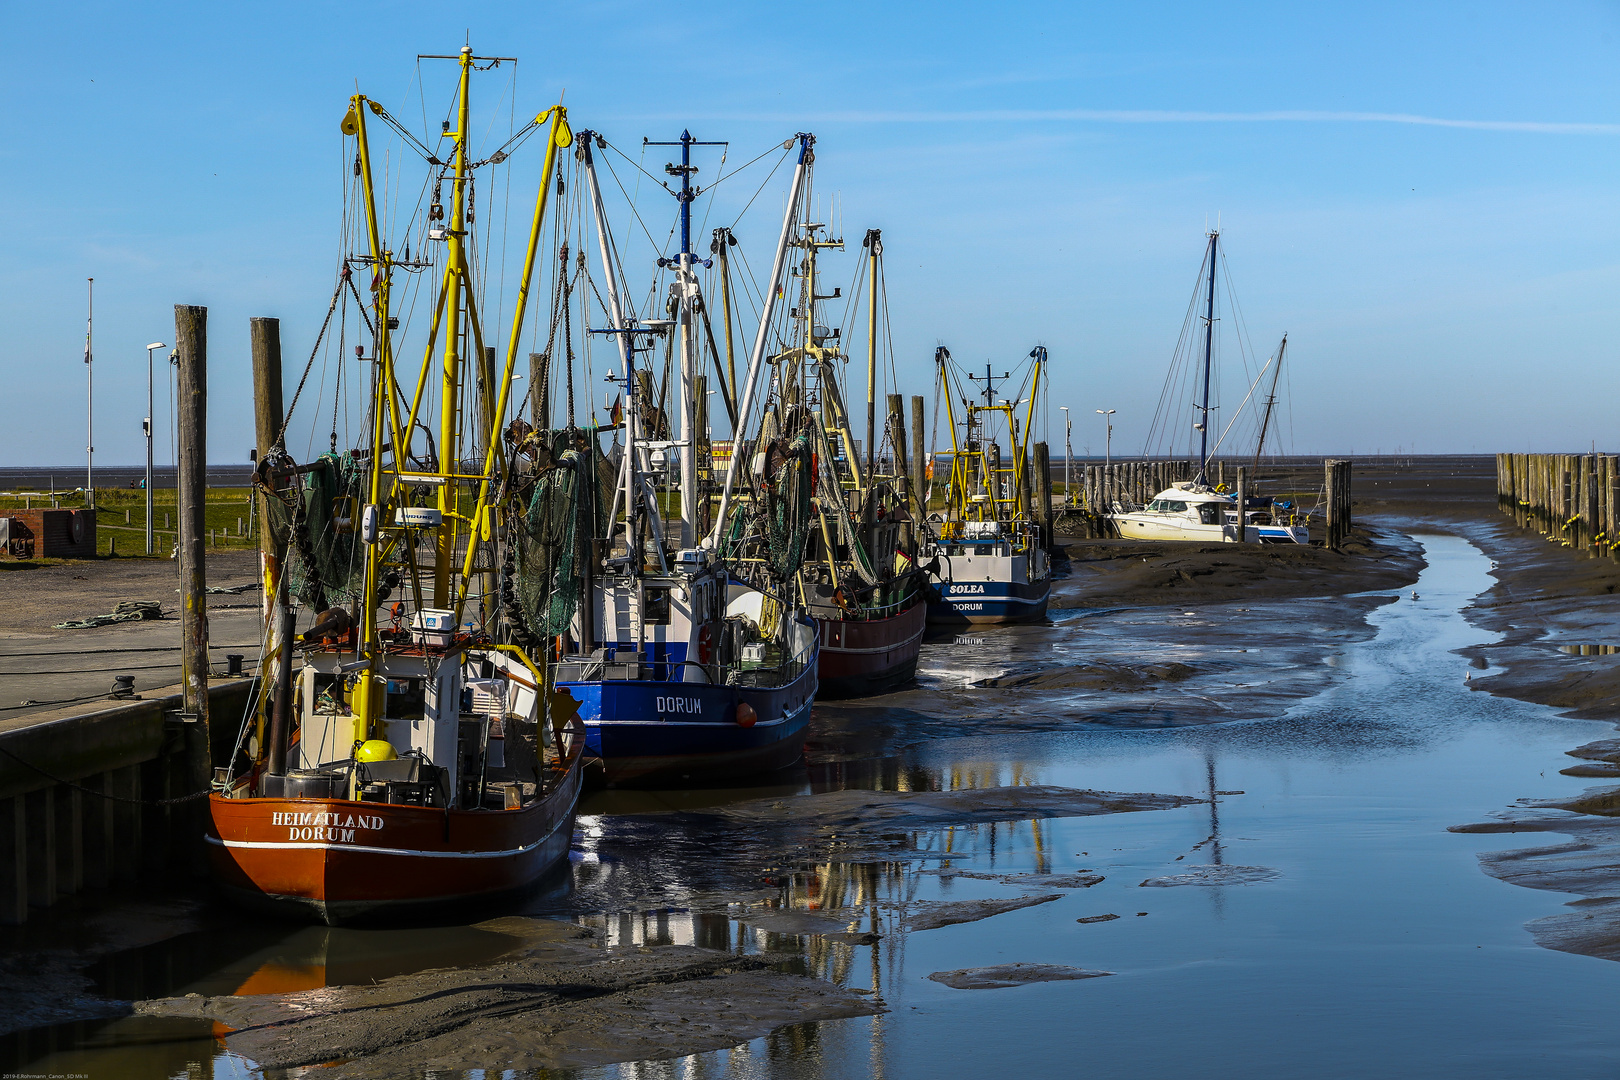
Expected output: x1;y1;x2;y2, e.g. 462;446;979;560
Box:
536;130;820;785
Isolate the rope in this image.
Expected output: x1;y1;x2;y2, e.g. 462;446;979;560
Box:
731;145;794;230
276;266;350;450
53;601;164;630
561;246;577;427
0;742;212;805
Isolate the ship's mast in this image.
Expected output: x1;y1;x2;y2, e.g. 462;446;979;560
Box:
430;47;476;606
864;229;880;480
1251;333;1287;472
1197;229;1218;486
646;131;724;548
710;133;815;548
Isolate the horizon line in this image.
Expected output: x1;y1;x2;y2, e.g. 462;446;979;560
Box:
629;108;1620;135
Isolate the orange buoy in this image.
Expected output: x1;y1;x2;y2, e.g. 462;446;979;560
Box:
735;702;757;727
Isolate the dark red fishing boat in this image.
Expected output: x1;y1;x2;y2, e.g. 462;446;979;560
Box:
814;594;927;699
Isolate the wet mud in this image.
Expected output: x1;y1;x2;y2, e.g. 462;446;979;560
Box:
1051;524;1423;610
925;868;1105;889
926;963;1112;990
809;524;1425;763
1139;865;1280;887
902;893;1064;931
140;918;882;1076
1451;811;1620;961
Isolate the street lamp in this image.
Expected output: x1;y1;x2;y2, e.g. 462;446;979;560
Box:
85;278;94;508
144;342;166;554
1096;409;1116;470
1059;407;1073;505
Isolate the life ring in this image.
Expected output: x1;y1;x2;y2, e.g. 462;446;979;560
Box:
697;624;714;664
735;701;758;728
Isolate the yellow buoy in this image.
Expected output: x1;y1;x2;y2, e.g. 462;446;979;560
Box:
356;739;398;763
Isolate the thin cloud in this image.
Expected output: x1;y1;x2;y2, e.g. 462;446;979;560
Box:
644;108;1620;135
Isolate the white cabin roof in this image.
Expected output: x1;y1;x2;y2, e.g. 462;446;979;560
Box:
1152;484;1231;506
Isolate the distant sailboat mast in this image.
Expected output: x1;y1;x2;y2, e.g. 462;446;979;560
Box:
1251;333;1287;472
1196;230;1218;486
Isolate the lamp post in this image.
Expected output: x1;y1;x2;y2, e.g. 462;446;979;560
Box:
85;278;94;508
1096;409;1115;470
145;342;166;554
1059;406;1072;504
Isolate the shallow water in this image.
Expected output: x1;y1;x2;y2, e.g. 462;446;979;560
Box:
15;532;1620;1078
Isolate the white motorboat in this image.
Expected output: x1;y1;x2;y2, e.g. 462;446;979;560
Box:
1109;228;1307;545
1111;482;1308;544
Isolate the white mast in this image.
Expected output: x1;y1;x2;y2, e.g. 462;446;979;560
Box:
708;134;815;548
578;131;667;571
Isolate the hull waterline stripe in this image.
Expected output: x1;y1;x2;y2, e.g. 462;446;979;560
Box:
934;593;1047;606
822;624;928;655
205;832;558;859
586;699;810;728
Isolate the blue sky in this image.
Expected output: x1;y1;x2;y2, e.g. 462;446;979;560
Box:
5;1;1620;466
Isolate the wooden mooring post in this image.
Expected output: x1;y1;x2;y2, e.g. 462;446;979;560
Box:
910;396;926;517
1324;459;1353;549
886;394;912;527
1496;452;1620;559
1033;442;1054;551
253;316;292;781
175;305;211;866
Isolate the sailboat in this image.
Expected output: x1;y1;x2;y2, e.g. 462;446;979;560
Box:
920;347;1053;624
208;47;585;922
548;130;819;786
1109;230;1308;545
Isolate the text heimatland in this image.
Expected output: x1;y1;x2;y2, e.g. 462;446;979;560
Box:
272;810;384;843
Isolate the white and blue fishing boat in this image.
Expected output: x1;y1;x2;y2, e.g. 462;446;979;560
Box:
537;130;820;785
921;347;1053;625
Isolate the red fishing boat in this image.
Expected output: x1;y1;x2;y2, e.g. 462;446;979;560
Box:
207;711;583;924
210;49;588;922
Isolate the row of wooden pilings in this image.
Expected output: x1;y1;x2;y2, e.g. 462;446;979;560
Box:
1497;453;1620;557
1049;459;1197;539
1046;458;1356;549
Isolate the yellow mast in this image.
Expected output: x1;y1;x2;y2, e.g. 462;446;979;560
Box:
433;46;476;608
339;93;404;737
457;104;571;607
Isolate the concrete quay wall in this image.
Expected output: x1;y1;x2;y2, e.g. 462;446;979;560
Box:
0;677;254;924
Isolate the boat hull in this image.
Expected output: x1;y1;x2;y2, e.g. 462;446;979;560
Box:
926;576;1051;625
206;742;583;925
562;658;817;785
815;597;927;699
925;543;1052;625
1111;515;1308;544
